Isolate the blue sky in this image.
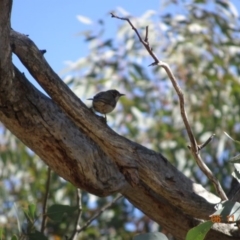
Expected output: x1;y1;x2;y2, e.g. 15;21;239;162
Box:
11;1;161;79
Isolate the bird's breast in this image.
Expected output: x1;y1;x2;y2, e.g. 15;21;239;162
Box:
93;101;115;114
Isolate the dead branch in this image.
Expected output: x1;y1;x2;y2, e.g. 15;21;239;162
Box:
111;13;227;200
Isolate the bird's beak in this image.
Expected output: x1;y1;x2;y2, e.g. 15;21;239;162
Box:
120;93;125;97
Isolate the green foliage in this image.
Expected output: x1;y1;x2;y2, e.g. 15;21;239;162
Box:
11;236;18;240
185;221;213;240
27;231;48;240
23;203;36;223
28;203;36;221
47;204;77;222
0;229;3;240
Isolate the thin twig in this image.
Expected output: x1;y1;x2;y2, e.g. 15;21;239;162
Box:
159;62;198;152
111;13;197;151
111;13;227;200
111;13;159;65
144;26;149;42
77;194;123;233
41;167;52;233
199;134;215;150
69;189;82;240
188;133;215;150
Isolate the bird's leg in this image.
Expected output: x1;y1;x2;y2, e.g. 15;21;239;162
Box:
89;107;107;123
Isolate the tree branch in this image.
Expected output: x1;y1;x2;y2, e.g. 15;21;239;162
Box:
0;5;236;238
9;29;221;217
0;0;13;88
1;65;126;194
111;13;227;201
0;64;223;239
41;167;52;233
70;189;82;240
77;194;123;233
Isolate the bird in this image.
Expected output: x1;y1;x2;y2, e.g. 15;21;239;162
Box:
88;89;125;119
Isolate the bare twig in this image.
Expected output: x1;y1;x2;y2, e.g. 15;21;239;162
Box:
111;13;159;65
41;167;52;233
111;13;227;200
188;134;216;151
69;189;82;240
199;134;215;150
77;194;123;233
144;26;149;42
159;62;199;152
111;12;197;151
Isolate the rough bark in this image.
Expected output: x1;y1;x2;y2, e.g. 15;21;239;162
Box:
0;0;239;239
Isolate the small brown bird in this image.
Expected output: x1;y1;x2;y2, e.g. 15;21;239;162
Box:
88;89;125;119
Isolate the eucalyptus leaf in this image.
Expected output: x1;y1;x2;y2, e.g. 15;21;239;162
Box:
224;132;240;144
28;203;36;221
11;235;18;240
186;221;213;240
47;204;77;222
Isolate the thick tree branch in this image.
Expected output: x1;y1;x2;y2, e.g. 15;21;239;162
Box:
0;2;238;238
0;66;126;194
0;64;224;239
7;30;237;239
11;29;140;186
9;30;221;219
0;0;13;92
125;184;238;240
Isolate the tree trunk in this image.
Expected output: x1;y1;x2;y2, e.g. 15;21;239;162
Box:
0;0;239;239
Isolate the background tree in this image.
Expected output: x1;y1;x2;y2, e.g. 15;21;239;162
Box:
1;0;240;239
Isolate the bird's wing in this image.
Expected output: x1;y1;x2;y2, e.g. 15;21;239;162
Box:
95;95;115;107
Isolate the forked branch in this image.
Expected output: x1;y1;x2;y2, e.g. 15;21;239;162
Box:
111;13;227;200
76;194;122;233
